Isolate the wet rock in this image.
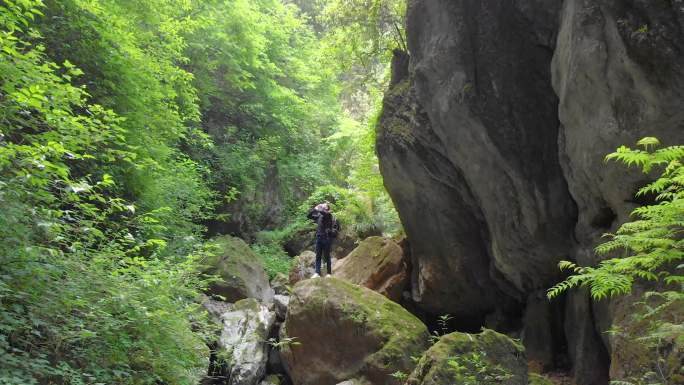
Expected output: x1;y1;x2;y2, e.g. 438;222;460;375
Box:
333;236;408;302
407;329;527;385
203;236;274;303
280;278;429;385
217;298;276;385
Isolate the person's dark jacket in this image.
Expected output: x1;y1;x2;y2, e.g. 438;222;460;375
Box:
307;208;333;239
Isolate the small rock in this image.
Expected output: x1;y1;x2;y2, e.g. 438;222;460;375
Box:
288;250;316;284
270;273;289;295
273;295;289;320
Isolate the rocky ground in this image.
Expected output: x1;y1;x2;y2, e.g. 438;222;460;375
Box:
198;235;598;385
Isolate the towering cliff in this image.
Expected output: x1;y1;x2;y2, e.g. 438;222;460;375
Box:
377;1;684;383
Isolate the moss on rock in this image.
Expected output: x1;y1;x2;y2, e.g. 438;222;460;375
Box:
203;235;273;303
280;277;429;385
528;373;554;385
333;236;408;302
407;329;527;385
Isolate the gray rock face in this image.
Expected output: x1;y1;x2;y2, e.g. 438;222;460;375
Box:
377;0;684;384
217;298;276;385
379;0;577;318
552;0;684;256
273;294;289;321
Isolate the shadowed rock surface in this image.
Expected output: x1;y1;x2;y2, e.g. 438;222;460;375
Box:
280;278;429;385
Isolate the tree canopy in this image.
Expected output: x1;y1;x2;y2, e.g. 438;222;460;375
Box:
0;0;403;383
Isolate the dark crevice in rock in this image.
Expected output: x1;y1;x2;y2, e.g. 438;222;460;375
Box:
590;206;617;229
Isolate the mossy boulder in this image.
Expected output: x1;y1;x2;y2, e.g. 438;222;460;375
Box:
280;277;430;385
333;236;408;302
204;236;273;303
407;329;527;385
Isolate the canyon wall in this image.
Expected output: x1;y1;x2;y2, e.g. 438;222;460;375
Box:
377;1;684;383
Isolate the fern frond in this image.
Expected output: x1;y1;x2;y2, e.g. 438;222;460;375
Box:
637;137;660;148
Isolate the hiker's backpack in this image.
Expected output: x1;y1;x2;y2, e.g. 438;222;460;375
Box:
328;215;341;239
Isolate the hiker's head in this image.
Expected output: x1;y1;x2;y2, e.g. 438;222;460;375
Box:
315;202;330;213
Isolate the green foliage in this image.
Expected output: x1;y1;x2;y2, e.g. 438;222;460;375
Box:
183;0;344;234
252;242;294;280
1;0;403;382
390;370;408;383
0;1;212;383
548;138;684;300
266;336;301;350
447;351;513;385
319;0;406;111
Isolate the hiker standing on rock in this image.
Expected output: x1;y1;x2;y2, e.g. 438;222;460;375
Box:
307;202;339;278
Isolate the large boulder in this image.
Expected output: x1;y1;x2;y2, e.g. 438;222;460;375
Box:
204;236;274;303
407;329;527;385
333;236;408;302
216;298;276;385
280;278;430;385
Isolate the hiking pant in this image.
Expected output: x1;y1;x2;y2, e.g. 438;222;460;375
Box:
315;237;332;275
